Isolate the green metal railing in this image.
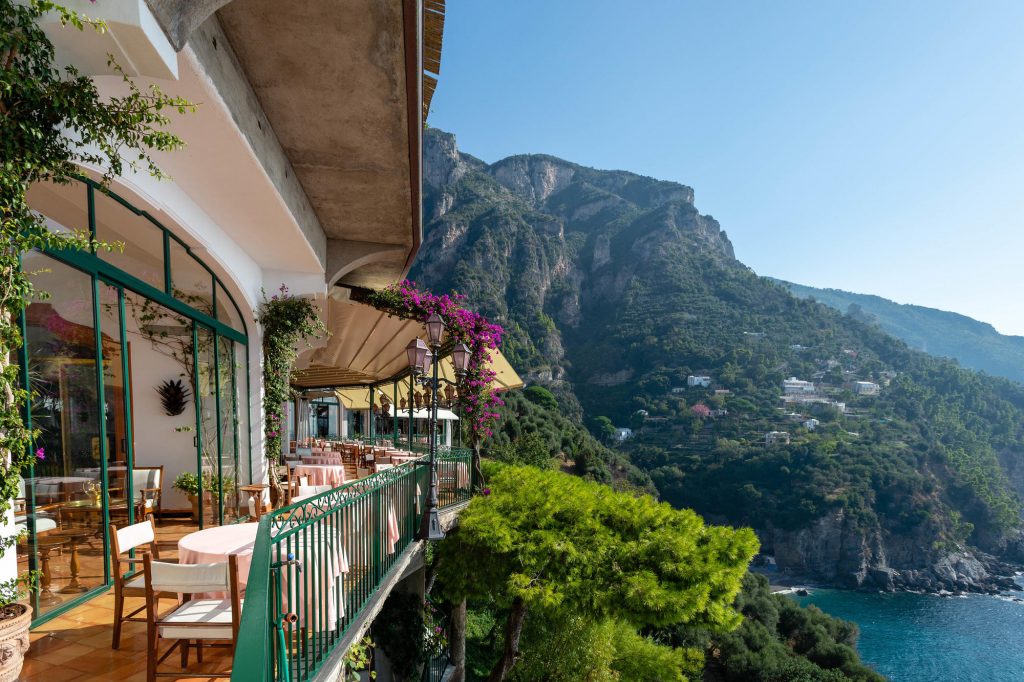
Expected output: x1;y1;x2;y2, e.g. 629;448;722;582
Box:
232;451;472;682
421;614;450;682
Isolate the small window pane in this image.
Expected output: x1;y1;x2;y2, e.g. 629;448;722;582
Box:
215;282;244;333
169;240;213;317
26;180;88;236
94;189;166;290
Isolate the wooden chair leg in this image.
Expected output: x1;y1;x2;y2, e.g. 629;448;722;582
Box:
181;639;189;668
112;591;124;649
147;633;158;682
196;640;203;663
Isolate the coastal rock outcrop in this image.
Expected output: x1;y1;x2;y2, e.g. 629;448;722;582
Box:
764;515;1021;594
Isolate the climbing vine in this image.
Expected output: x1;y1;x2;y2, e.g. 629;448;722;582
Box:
256;285;326;500
1;0;192;604
363;280;506;488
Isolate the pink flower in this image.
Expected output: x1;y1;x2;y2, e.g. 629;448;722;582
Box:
35;448;45;461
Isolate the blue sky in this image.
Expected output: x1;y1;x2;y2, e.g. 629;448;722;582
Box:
429;1;1024;336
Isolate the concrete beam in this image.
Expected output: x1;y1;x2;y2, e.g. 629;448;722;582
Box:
186;17;327;268
326;239;408;287
145;0;232;51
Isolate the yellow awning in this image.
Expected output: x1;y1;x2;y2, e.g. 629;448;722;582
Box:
332;347;523;410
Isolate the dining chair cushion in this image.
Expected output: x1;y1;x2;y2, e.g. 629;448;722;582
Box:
15;515;56;534
158;598;239;640
149;560;229;595
132;469;161;495
124;574;146;591
295;484;332;499
116;519;156;553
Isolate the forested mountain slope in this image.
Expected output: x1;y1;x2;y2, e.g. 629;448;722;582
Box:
412;128;1024;592
779;280;1024;385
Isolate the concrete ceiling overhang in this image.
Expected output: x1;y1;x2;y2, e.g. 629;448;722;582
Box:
146;0;445;289
213;0;424;290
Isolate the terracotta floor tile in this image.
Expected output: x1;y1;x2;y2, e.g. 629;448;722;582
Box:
18;656;56;678
33;641;95;665
22;662;94;682
21;520;246;681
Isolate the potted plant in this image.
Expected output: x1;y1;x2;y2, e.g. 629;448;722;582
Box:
173;473;203;522
0;1;193;677
173;472;238;521
0;572;38;682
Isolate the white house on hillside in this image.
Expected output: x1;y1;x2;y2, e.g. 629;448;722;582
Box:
783;377;815;394
688;375;712;388
853;381;881;396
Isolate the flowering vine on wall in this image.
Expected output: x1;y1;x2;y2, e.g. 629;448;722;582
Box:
256;285;327;503
364;280;506;486
1;0;193;614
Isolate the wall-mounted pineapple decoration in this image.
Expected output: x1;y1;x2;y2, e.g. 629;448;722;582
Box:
156;379;191;416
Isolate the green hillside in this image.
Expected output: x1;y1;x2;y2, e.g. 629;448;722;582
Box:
779;280;1024;385
413;128;1024;594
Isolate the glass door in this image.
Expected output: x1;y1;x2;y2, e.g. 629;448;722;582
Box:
21;253;109;618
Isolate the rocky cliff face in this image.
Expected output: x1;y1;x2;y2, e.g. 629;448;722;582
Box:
415;128;735;389
413;129;1024;594
765;511;1017;593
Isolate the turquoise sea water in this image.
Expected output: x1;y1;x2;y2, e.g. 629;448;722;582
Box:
793;589;1024;681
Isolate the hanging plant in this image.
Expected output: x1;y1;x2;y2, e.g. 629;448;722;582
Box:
155;378;191;416
257;285;327;504
362;280;506;490
0;0;193;624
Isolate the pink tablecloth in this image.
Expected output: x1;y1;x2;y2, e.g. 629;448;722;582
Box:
178;523;258;598
389;454;419;464
438;461;470;488
385;504;400;554
179;522;349;628
294;464;347;486
302;455;344;465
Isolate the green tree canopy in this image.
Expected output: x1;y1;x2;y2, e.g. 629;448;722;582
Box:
437;464;758;681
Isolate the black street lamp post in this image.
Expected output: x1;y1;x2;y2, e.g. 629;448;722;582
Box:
406;315;472;542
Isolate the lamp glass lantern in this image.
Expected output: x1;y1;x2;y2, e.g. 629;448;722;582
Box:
422;349;434;377
425;313;445;347
451;342;471;376
406;338;429;374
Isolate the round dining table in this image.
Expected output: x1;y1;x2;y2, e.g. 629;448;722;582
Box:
178;523;258;597
294;463;347;487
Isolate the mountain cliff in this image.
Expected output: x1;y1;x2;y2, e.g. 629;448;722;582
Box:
412;128;1024;593
778;280;1024;385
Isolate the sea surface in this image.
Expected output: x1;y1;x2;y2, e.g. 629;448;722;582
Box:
793;587;1024;681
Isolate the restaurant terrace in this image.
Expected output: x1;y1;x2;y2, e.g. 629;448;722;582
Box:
4;1;526;681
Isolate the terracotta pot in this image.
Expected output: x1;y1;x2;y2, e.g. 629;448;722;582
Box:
187;492;219;522
0;602;32;682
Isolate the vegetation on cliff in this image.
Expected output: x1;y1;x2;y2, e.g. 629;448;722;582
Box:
414;128;1024;578
435;463;758;681
782;279;1024;385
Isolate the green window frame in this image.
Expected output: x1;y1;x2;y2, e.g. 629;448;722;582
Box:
18;177;255;627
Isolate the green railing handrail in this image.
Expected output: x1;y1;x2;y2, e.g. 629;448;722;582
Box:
410;443;472;457
233;513;275;679
232;451;472;682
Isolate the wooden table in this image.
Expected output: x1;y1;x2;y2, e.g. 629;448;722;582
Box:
59;497;130;528
35;535;68;605
239;484;270;519
51;528;93;593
